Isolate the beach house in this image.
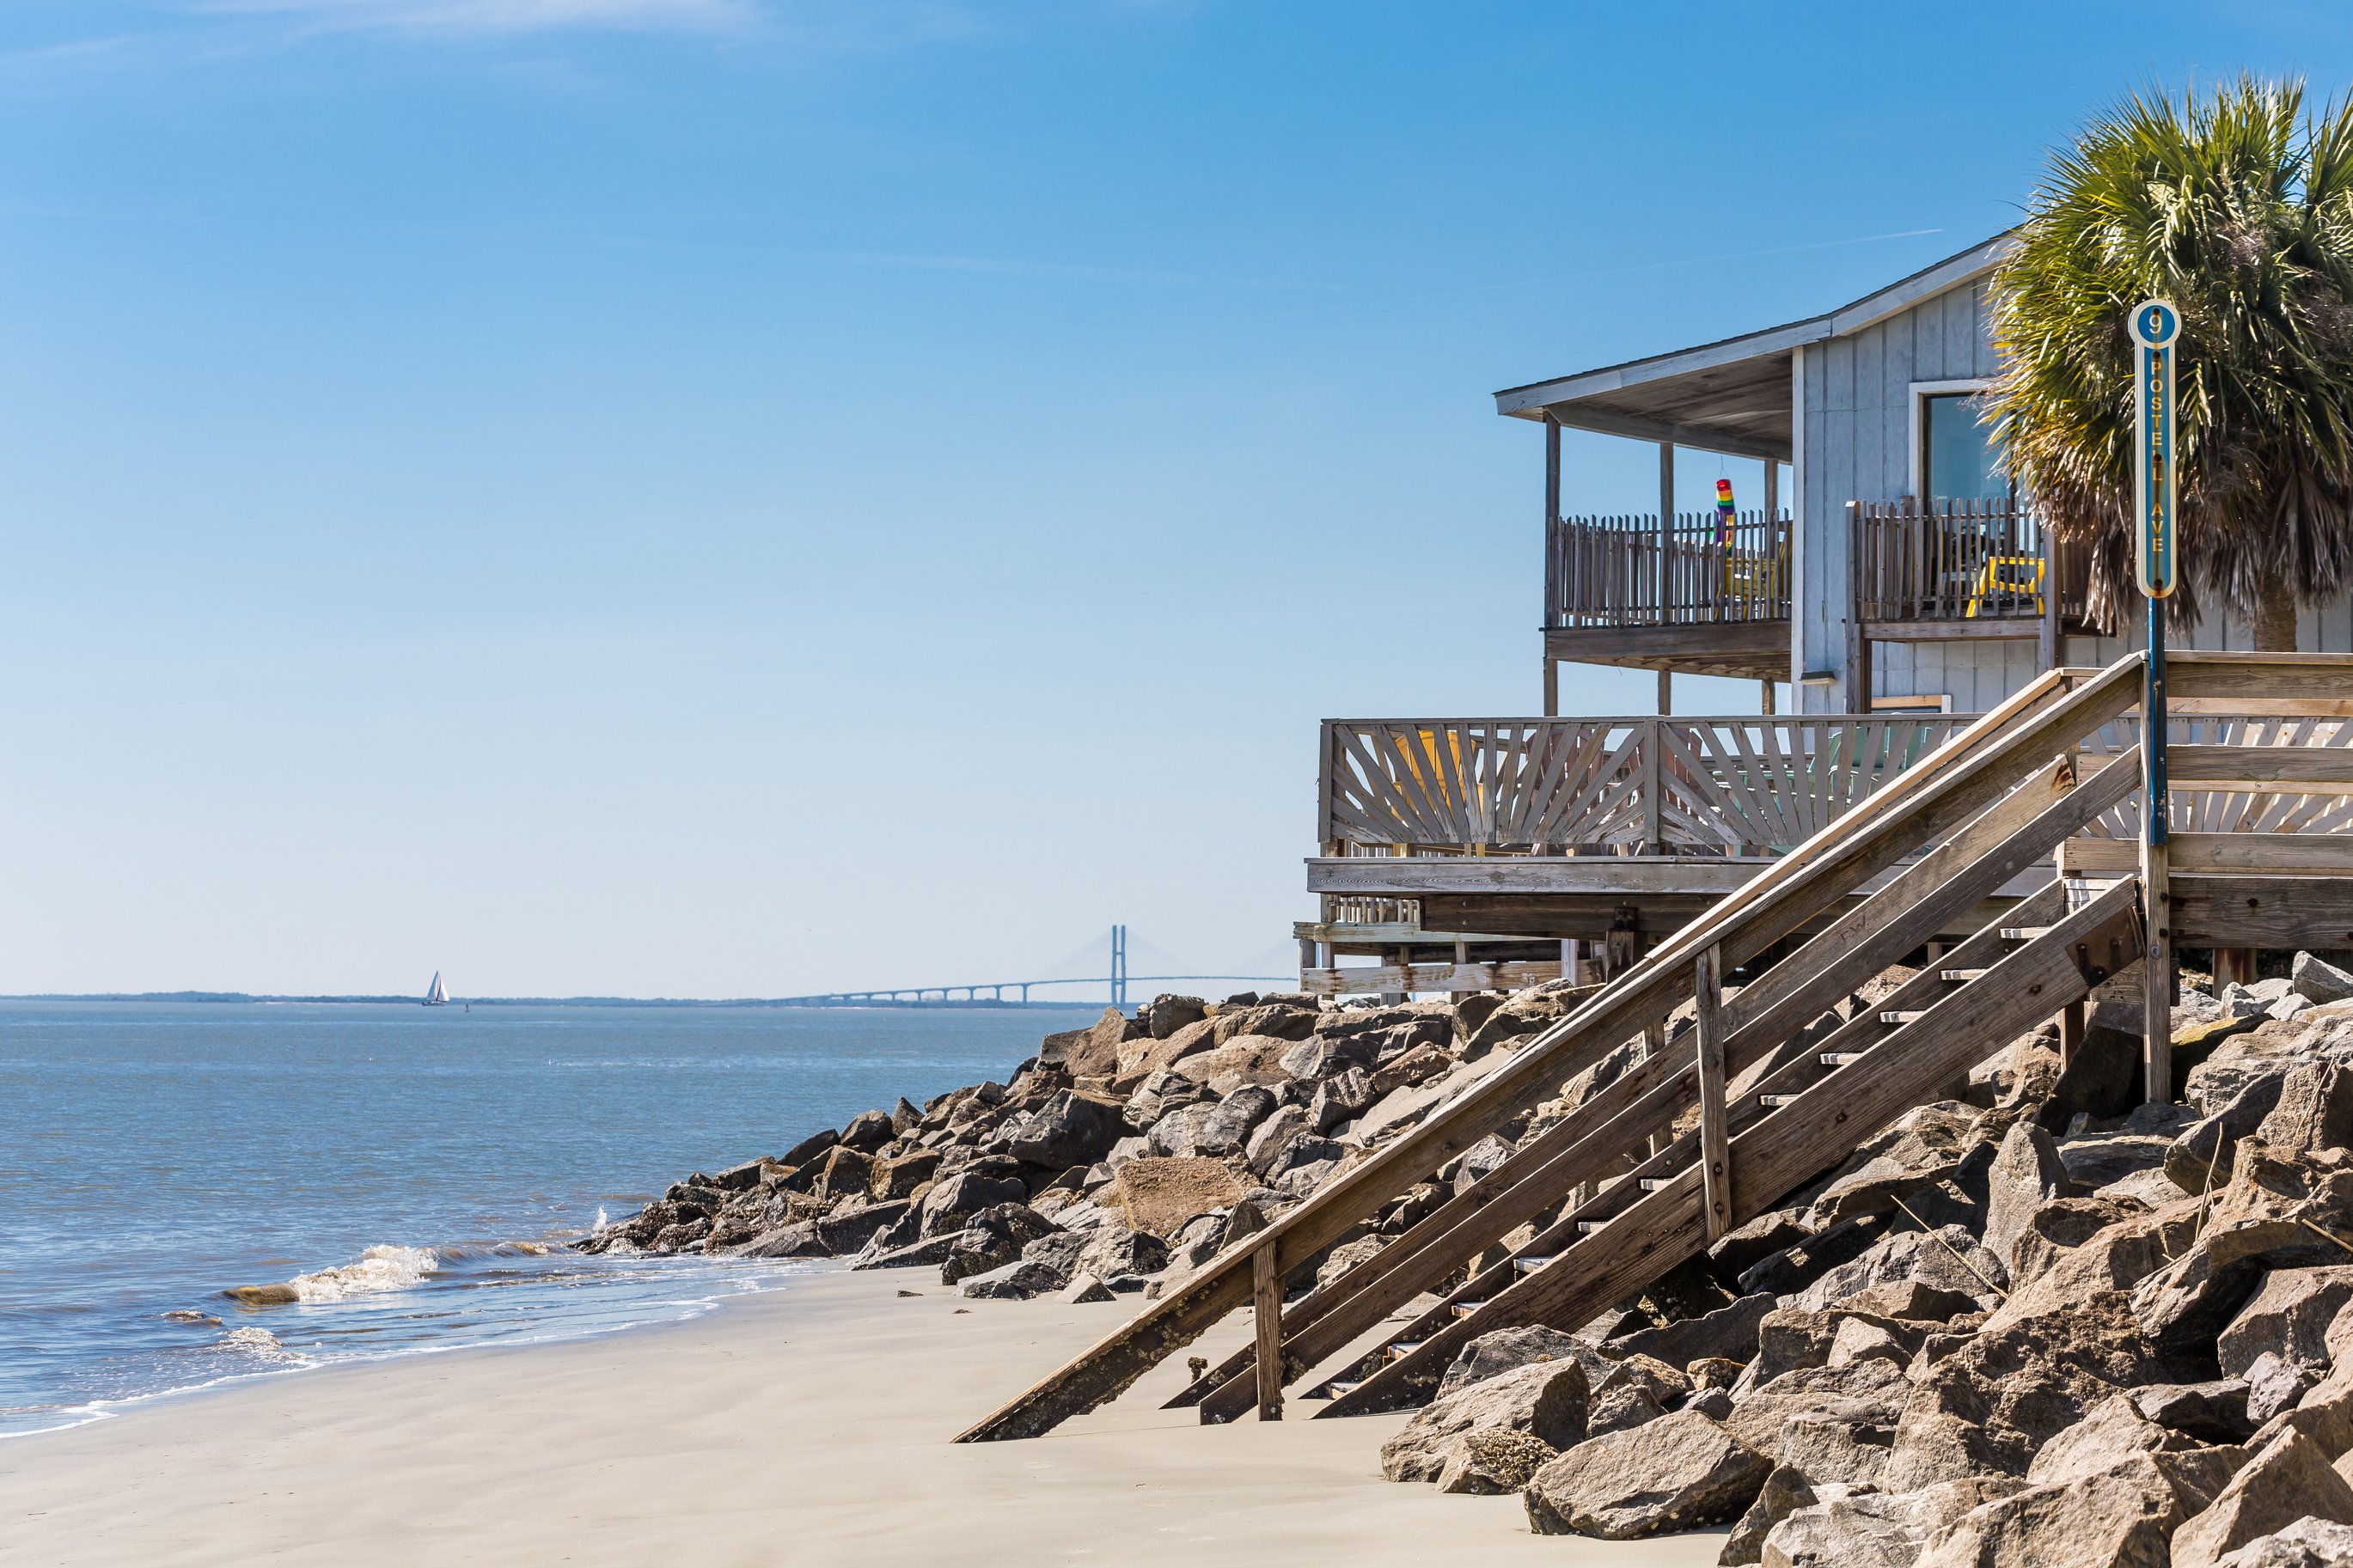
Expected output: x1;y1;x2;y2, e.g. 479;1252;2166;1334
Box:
1299;235;2353;997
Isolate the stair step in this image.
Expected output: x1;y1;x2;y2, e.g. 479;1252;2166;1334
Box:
1452;1301;1487;1318
1326;1382;1360;1397
1576;1220;1606;1235
1514;1255;1558;1272
1638;1177;1671;1192
1757;1093;1797;1107
1818;1051;1866;1066
1384;1342;1422;1361
2001;925;2054;940
1940;967;1989;982
1879;1010;1927;1025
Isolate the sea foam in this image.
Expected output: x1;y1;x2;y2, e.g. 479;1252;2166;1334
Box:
229;1245;438;1306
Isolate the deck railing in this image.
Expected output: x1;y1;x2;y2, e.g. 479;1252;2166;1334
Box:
1852;498;2091;625
1546;510;1791;629
1319;709;2353;864
1318;714;1971;857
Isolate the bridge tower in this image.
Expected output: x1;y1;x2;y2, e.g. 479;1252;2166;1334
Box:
1110;924;1128;1010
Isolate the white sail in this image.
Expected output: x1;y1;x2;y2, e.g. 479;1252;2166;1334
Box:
425;972;448;1006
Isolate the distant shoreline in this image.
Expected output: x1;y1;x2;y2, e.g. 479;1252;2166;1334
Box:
0;992;1119;1010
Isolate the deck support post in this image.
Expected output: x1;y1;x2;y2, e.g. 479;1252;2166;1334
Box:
2142;605;2172;1106
1657;441;1674;627
1543;656;1558;717
1694;943;1732;1242
1658;668;1672;717
2038;519;2061;672
2059;999;2085;1069
1252;1242;1284;1421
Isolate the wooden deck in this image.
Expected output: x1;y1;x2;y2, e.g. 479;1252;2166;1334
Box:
958;652;2353;1447
1305;691;2353;991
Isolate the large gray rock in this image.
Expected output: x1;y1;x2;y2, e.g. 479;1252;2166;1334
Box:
1004;1090;1128;1171
2221;1268;2353;1382
956;1258;1065;1299
2007;1195;2148;1288
1739;1213;1891;1296
1791;1224;2008;1313
1584;1383;1666;1439
1883;1290;2177;1488
2133;1381;2258;1445
840;1108;896;1151
1719;1463;1816;1565
2293;952;2353;1005
1524;1411;1770;1538
2255;1061;2353;1158
1433;1430;1558;1495
1242;1104;1311;1178
1726;1358;1910;1485
1075;1225;1167;1281
918;1169;1026;1237
1984;1120;2069;1268
2173;1430;2353;1568
735;1198;909;1260
2132;1148;2351;1356
2213;1517;2353;1567
1611;1291;1776;1373
2169;1076;2294;1196
1913;1452;2206;1568
1743;1307;1921;1390
1379;1358;1591;1484
1435;1326;1610;1400
938;1203;1056;1284
1762;1480;2020;1568
1804;1105;1977;1229
2245;1352;2319;1426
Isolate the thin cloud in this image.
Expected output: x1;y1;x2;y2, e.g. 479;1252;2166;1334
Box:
193;0;758;34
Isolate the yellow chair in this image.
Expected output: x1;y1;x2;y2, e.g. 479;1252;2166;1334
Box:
1966;554;2044;617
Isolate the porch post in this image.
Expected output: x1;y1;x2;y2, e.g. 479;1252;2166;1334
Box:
1657;442;1675;624
1544;417;1562;717
1658;668;1672;716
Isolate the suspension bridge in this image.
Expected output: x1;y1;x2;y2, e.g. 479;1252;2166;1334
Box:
773;925;1294;1010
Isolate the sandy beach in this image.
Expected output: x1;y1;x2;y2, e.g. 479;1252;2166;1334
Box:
1;1266;1728;1566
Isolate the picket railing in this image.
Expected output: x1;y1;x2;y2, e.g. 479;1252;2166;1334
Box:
1546;510;1791;629
1319;715;1970;856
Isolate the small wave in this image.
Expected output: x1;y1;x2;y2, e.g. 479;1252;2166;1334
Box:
218;1327;295;1358
228;1245;438;1306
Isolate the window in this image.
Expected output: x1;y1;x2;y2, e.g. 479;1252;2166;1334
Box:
1922;392;2006;503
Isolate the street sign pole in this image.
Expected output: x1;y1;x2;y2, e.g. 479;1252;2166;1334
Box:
2131;298;2181;1105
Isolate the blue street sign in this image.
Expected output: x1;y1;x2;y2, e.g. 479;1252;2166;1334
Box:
2130;299;2180;599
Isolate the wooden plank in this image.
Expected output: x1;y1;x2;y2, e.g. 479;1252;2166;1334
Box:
1306;858;1765;897
1695;943;1731;1242
1252;1242;1284;1422
2167;875;2353;949
2057;838;2139;875
2171;653;2353;701
956;659;2137;1444
2171;745;2353;793
2163;834;2353;873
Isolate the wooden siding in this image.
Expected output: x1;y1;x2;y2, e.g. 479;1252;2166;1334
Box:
1799;279;2000;711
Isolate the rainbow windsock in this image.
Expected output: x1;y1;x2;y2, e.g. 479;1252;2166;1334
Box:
1715;478;1737;544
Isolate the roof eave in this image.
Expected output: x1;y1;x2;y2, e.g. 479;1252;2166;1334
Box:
1493;231;2019;423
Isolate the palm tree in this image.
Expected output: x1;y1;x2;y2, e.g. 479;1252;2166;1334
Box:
1985;76;2353;649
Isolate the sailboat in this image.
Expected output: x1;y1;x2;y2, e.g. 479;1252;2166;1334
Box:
424;972;449;1007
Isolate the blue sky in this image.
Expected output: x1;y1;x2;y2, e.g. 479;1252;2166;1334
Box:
0;1;2344;996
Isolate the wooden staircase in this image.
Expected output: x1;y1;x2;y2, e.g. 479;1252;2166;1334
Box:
954;651;2345;1445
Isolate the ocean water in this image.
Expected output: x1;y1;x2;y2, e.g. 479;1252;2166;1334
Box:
0;998;1099;1437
